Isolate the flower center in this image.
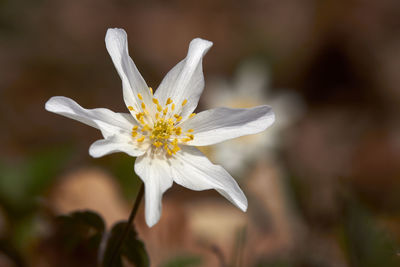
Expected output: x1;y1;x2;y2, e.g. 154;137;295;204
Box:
128;88;196;156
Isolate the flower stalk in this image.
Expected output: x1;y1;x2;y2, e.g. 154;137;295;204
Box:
108;182;145;266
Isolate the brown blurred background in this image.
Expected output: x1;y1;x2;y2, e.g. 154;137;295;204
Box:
1;0;400;266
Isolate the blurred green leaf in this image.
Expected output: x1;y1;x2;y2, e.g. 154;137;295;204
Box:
0;146;72;215
103;221;149;267
342;200;400;267
162;254;202;267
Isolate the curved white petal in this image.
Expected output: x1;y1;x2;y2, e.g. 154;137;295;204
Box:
154;38;213;119
105;28;152;111
89;135;147;158
134;152;174;227
170;146;247;211
180;105;275;146
45;96;137;139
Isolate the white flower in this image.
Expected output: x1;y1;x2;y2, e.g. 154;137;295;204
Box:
45;28;275;227
203;60;304;175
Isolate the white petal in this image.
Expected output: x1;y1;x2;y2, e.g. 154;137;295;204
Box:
154;38;212;119
89;135;147;158
105;28;152;110
45;96;136;139
134;152;173;227
170;146;247;211
180;105;275;146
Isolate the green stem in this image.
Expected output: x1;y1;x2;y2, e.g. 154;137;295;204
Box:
108;182;145;266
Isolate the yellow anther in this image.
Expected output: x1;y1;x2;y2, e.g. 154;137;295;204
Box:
175;127;182;135
168;118;174;125
132;125;139;131
174;114;179;118
155;113;160;119
137;93;143;100
173;145;180;153
187;129;194;132
142;124;151;132
189;113;196;118
128;106;134;111
171;103;175;111
166;98;173;105
186;133;194;140
176;116;182;122
136;113;143;120
152;98;159;104
131;132;138;137
137;136;145;142
182;99;188;106
172;138;178;145
153;141;163;148
157;104;162;112
182;138;191;142
141;102;146;109
163;107;168;115
149;87;153;95
139;117;145;125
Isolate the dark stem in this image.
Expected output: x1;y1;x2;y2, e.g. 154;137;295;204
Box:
108;182;145;266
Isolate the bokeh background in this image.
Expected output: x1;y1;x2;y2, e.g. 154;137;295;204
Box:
1;0;400;266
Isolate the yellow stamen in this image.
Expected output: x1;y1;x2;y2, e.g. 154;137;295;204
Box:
182;99;188;106
141;124;151;132
157;104;162;112
175;127;182;135
132;125;139;131
137;93;143;100
149;87;153;95
166;98;173;105
137;136;145;142
141;102;146;109
172;145;180;153
152;98;159;104
187;129;194;132
189;113;196;118
131;132;138;137
153;141;163;148
128;106;134;111
171;103;175;111
163;107;168;116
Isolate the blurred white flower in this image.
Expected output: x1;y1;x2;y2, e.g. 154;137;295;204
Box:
203;60;304;175
45;29;275;227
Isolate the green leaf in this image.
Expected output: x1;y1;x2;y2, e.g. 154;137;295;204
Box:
0;146;72;215
56;210;105;258
342;200;400;267
103;221;149;267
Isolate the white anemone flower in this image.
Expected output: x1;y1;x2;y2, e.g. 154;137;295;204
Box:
203;61;304;175
45;28;275;227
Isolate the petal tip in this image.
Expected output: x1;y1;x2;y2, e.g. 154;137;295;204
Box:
145;215;159;228
189;38;213;54
106;28;126;38
44;96;65;112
